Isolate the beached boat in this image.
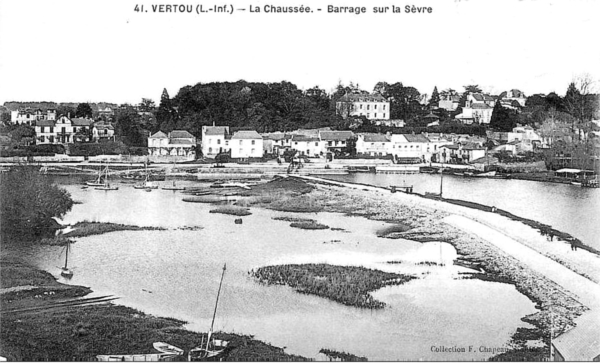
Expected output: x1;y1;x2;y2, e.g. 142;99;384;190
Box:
152;342;184;356
86;165;105;187
95;167;119;191
570;181;582;186
189;264;229;361
161;181;186;191
60;240;74;278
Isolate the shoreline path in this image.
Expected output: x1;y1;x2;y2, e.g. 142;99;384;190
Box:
296;175;600;313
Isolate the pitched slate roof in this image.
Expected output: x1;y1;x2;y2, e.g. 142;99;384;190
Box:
170;130;194;139
231;130;262;139
471;103;492;109
471;93;485;101
292;135;320;142
553;314;600;361
338;93;387;103
150;131;168;138
362;134;389;142
462;142;485;150
71;118;93;127
204;126;229;136
169;138;194;145
319;131;354;141
404;134;430;143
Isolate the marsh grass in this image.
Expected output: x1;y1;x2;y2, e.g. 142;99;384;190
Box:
289;222;329;230
63;221;164;238
209;206;252;216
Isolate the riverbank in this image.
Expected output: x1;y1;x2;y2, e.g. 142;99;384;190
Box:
0;257;308;361
244;176;592;360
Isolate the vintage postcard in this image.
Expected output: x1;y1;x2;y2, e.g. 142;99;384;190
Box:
0;0;599;361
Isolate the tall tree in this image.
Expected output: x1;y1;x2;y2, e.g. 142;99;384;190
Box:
156;88;176;128
75;103;93;118
139;98;156;112
429;86;440;108
490;101;518;131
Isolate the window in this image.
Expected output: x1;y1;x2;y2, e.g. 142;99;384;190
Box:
371;143;374;146
375;113;377;118
315;142;318;146
374;105;377;110
367;105;370;110
383;113;386;118
251;148;255;154
383;105;386;110
251;140;255;145
50;127;54;133
239;140;243;145
367;113;370;118
217;139;221;145
209;147;212;153
225;140;229;146
360;104;363;109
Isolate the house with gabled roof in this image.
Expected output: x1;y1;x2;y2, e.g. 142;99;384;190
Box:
290;134;323;157
201;125;230;157
34;115;93;144
231;130;263;159
148;130;197;159
356;133;391;156
319;130;355;154
336;93;390;120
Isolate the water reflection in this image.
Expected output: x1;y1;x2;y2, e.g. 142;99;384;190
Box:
18;181;537;360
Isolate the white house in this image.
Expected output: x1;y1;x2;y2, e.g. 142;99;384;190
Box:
11;108;56;125
34;115;93;144
231;130;263;159
201;125;230;157
440;142;486;163
503;89;527;107
336;93;390;120
148;130;196;158
290;134;323;156
92;121;115;142
455;103;493;124
356;133;391;156
390;134;431;162
319;130;355;155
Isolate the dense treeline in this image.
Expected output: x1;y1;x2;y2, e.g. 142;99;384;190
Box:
0;166;74;241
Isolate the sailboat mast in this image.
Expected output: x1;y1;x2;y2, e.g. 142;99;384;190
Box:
64;242;69;269
207;264;227;350
440;163;444;198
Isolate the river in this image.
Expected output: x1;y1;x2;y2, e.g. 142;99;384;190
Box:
20;179;538;360
322;173;600;250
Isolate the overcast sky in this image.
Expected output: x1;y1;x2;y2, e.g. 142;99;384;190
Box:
1;0;598;105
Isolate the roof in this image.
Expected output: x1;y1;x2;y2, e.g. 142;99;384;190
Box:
471;93;485;101
462;142;485;150
338;93;387;103
319;131;354;141
150;131;168;138
423;112;440;119
231;130;262;139
95;123;114;130
292;135;320;142
36;120;55;127
71;118;93;127
471;103;492;109
204;126;229;136
362;134;389;142
169;138;193;145
404;134;430;143
170;130;194;139
441;144;460;150
555;168;582;174
262;132;287;141
553;314;600;360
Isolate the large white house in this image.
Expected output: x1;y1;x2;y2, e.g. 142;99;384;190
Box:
35;115;93;144
231;130;263;159
148;130;196;158
201;125;230;157
390;134;431;162
455;103;494;124
336;93;390;120
12;108;57;125
356;133;391;156
290;134;323;156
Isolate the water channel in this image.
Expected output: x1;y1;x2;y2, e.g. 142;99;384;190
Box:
19;178;542;360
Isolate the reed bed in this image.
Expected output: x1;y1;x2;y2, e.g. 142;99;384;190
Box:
289;222;329;230
64;221;165;238
252;264;416;309
209;206;252;216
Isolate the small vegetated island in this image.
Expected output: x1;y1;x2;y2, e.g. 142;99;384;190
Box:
252;263;415;309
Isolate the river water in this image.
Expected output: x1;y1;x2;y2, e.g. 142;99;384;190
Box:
323;173;600;250
20;179;538;360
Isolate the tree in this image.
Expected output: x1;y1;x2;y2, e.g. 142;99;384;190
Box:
157;88;176;128
139;98;156;112
1;166;74;240
563;74;597;122
75;103;93;118
490;101;518;131
428;86;440;108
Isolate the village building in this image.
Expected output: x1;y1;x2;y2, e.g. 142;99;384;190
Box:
11;108;56;125
290;134;323;156
438;95;460;111
389;134;431;163
356;133;391;156
230;130;264;159
440;141;486;163
455;103;493;124
336;93;390;120
92;121;115;142
34;115;93;144
261;132;292;155
147;130;196;158
502;89;527;107
319;130;355;155
201;125;230;158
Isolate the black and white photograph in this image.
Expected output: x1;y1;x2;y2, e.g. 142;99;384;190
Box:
0;0;599;361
